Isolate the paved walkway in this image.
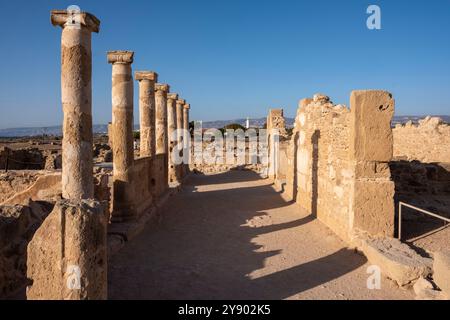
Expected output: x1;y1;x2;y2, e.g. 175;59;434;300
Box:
108;170;413;300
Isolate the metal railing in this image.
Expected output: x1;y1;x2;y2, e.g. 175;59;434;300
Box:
398;201;450;240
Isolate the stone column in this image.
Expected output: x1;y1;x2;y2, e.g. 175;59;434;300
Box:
135;71;158;157
155;84;170;155
167;93;179;184
175;99;185;179
155;83;170;195
27;10;106;301
51;10;100;200
108;51;135;221
183;103;190;176
350;90;395;237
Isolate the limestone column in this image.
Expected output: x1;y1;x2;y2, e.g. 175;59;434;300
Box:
167;93;179;184
183;103;190;176
108;51;135;221
155;84;170;155
51;10;100;200
175;99;185;179
155;83;170;195
176;99;185;144
135;71;158;157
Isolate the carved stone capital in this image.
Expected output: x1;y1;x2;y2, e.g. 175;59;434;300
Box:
167;93;179;100
107;51;134;64
135;71;158;82
155;83;170;93
183;104;190;110
50;10;100;33
176;99;186;105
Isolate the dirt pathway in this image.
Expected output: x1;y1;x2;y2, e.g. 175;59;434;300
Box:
108;170;413;300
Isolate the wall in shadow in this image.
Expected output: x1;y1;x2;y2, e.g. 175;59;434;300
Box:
311;130;320;218
390;160;450;240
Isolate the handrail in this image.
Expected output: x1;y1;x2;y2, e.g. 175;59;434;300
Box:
398;201;450;240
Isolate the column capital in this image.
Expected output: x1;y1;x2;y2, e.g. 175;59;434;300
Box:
183;103;190;110
176;99;186;105
51;10;100;33
155;83;170;93
167;93;179;101
135;71;158;82
107;51;134;64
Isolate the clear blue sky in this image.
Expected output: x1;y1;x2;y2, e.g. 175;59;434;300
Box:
0;0;449;129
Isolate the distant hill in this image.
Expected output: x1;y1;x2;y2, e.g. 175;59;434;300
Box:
1;115;449;137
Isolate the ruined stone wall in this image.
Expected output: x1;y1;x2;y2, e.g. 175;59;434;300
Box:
153;154;167;198
131;157;154;215
0;200;52;298
292;95;353;240
285;92;395;241
0;171;43;203
190;140;266;175
393;117;450;163
0;147;61;171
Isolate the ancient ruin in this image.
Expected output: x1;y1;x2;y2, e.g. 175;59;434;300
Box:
0;8;449;302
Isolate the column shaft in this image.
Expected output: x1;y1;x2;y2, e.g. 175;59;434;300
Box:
108;51;135;221
167;93;178;183
136;71;158;157
59;22;96;200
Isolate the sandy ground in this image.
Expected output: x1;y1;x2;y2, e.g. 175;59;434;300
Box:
108;170;414;300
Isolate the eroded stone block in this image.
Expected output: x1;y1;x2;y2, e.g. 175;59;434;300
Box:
26;199;107;300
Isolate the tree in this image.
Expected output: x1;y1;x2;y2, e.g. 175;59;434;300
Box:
223;123;245;131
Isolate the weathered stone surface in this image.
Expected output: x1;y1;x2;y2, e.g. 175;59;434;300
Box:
167;93;179;184
51;10;99;200
413;277;447;300
26;199;107;300
350;90;394;162
393;116;450;163
360;237;432;286
413;277;433;295
433;250;450;298
1;173;62;206
0;200;50;298
108;51;136;221
175;99;185;180
136;71;158;157
154;83;170;196
350;90;395;237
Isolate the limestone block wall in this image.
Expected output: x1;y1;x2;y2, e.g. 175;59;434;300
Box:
153;154;167;197
292;95;353;241
393;116;450;163
286;91;395;241
0;201;50;298
131;157;154;215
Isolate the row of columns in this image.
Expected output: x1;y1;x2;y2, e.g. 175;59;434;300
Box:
53;11;191;216
45;7;192;300
107;52;191;221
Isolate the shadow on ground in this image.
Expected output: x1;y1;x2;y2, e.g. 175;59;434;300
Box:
108;170;366;299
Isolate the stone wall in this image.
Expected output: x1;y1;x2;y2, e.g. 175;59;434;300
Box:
290;95;354;241
0;200;52;299
0;147;62;171
393;116;450;163
283;91;395;242
190;140;267;175
131;157;154;216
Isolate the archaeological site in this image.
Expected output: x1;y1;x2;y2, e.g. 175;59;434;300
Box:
0;3;449;306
